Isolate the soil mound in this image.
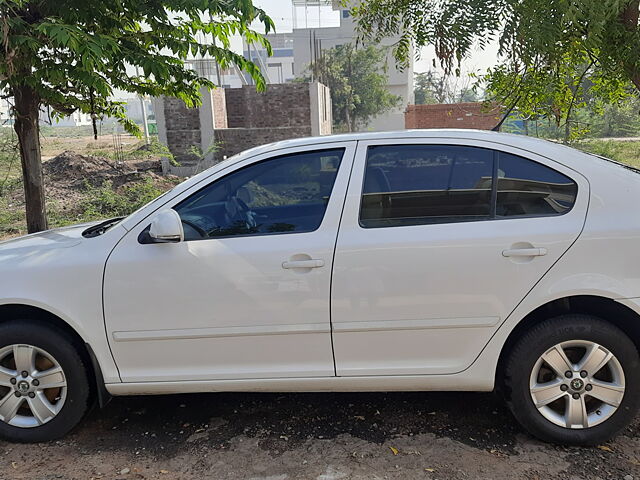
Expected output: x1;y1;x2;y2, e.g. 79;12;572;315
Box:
43;151;162;189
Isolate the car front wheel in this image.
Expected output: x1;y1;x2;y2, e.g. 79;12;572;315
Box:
504;314;640;445
0;319;91;442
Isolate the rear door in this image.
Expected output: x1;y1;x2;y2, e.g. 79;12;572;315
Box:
331;138;589;376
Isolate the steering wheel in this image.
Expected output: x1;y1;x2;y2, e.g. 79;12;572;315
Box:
234;196;257;229
181;218;207;239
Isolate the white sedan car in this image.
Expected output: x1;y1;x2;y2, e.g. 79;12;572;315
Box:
0;129;638;445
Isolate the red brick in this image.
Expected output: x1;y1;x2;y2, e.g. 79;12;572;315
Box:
405;102;502;130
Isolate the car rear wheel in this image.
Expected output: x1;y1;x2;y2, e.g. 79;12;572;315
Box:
0;319;91;442
504;314;640;445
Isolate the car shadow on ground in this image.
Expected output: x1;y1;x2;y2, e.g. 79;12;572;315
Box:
2;391;638;480
74;391;522;456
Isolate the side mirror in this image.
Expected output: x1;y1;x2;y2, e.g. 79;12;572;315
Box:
148;209;184;243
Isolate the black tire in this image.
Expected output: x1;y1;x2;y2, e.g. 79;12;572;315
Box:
504;314;640;445
0;319;91;443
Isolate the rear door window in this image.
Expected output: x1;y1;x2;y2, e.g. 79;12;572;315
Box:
359;145;577;228
496;152;578;217
360;145;494;228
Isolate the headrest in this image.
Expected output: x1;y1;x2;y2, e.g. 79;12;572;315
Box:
364;167;391;194
236;186;254;205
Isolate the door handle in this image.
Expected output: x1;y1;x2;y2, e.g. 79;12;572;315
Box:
282;259;325;269
502;247;548;257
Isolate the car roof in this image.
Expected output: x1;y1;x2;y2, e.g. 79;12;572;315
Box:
121;128;635;232
237;129;584;165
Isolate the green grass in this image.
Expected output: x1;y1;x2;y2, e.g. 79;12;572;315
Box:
0;131;20;187
574;139;640;169
80;178;167;218
40;125;102;138
0;195;26;238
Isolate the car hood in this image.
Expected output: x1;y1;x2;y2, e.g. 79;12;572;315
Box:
0;222;97;258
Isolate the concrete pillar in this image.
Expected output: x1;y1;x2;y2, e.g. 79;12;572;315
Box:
309;82;332;136
198;86;216;165
152;97;167;146
309;82;321;136
151;96;173;173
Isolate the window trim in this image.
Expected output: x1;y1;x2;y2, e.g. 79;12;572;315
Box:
357;144;578;230
172;147;347;242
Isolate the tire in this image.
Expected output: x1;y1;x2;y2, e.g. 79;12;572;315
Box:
504;314;640;445
0;319;91;442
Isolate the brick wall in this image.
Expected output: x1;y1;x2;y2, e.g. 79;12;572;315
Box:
162;97;201;165
156;82;330;176
163;97;200;131
405;102;501;130
225;84;312;129
213;126;312;160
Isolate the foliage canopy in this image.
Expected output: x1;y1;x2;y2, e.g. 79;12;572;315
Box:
301;44;400;132
353;0;640;137
413;71;478;105
1;0;274;132
0;0;273;232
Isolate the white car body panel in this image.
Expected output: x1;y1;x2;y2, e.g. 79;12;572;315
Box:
0;224;122;383
1;129;640;395
331;137;589;376
103;141;356;382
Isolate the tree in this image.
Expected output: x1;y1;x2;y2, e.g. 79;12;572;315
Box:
414;70;479;105
301;44;400;132
353;0;640;136
414;71;446;105
0;1;273;233
592;99;640;137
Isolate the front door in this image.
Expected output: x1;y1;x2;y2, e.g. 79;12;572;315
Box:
331;138;589;376
104;143;355;382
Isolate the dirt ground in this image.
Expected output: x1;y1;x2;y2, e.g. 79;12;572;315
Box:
39;134;140;161
0;391;637;480
0;146;178;240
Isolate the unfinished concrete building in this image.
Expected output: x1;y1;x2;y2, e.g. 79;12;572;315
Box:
153;82;332;176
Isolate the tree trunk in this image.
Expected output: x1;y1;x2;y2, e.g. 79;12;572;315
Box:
621;1;640;92
344;104;353;133
13;84;47;233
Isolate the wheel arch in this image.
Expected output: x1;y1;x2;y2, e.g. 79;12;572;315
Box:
496;295;640;394
0;303;111;407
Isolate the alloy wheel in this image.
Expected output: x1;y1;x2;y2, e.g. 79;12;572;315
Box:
529;340;625;429
0;344;67;428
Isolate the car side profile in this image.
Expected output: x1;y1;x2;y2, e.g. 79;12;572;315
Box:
0;129;639;445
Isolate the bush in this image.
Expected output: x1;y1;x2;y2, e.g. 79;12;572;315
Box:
81;178;164;218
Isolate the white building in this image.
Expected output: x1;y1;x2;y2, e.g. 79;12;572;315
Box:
242;0;413;132
39;108;93;127
185;58;245;88
244;33;296;84
184;1;414;131
0;99;94;128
